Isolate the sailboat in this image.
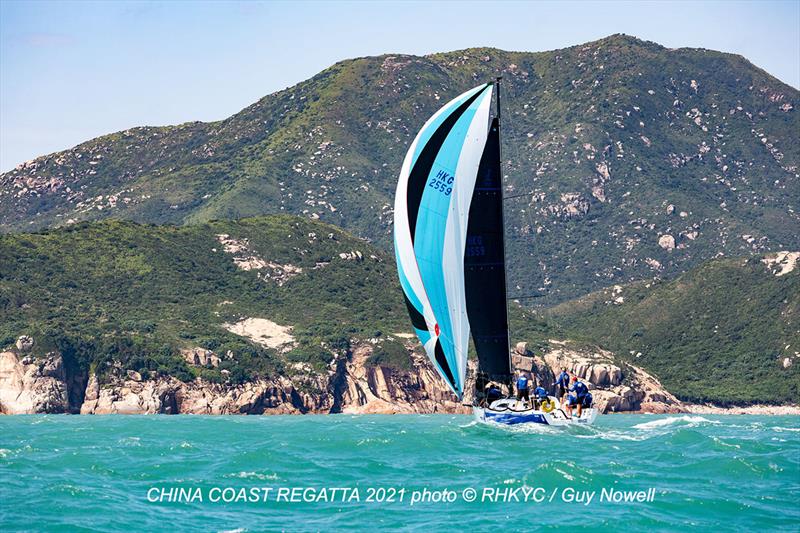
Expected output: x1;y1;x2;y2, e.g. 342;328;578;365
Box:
393;80;597;426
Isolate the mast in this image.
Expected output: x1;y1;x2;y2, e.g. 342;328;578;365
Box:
495;76;514;381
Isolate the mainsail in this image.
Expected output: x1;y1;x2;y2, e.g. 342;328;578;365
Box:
464;116;511;383
394;83;510;398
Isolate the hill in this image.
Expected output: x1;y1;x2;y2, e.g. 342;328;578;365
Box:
0;215;568;415
1;217;795;407
0;215;410;384
2;34;798;304
545;252;800;404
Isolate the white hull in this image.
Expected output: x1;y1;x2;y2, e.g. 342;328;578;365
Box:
472;397;598;427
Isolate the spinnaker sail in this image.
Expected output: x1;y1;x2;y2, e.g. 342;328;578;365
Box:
394;83;507;398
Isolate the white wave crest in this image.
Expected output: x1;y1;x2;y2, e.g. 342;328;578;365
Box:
575;431;651;442
633;415;719;430
226;471;279;481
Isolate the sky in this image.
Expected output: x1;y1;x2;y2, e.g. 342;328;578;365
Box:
1;0;798;172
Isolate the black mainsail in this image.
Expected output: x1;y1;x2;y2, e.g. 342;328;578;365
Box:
465;106;511;383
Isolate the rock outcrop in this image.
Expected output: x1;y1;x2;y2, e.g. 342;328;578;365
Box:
761;251;799;277
512;342;684;414
658;234;676;251
2;338;680;415
15;335;35;352
334;345;467;414
76;343;468;415
0;350;69;414
181;347;221;368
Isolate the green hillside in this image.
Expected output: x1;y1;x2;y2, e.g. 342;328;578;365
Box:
1;217;796;404
0;216;409;382
3;34;798;305
546;254;800;404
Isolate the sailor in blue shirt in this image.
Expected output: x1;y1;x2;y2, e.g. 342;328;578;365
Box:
553;368;570;400
533;384;548;409
515;372;531;407
568;376;592;417
484;381;503;405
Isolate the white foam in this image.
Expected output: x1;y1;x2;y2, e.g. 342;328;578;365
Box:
226;471;279;481
555;467;575;481
711;436;741;449
633;415;719;430
575;431;650;442
499;423;562;435
772;427;800;433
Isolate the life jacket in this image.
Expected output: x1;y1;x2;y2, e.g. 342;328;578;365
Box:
534;386;547;398
517;376;529;390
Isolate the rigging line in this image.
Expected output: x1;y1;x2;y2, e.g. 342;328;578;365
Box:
495;76;513;377
500;77;517;347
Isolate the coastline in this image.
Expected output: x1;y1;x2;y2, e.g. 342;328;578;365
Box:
683;403;800;416
3;344;796;417
4;404;800;416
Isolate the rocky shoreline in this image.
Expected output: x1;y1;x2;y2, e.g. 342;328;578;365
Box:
683;404;800;416
0;337;792;416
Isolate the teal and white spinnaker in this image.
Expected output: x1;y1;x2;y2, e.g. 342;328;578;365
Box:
393;83;494;398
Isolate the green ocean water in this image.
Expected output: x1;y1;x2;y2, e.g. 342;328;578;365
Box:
1;414;798;531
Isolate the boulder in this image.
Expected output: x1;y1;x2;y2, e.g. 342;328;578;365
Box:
544;349;624;387
658;234;676;251
181;347;221;367
15;335;34;353
511;353;534;372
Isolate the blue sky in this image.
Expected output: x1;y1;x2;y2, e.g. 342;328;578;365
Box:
1;0;798;172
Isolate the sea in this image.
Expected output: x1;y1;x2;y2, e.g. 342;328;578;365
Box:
1;414;798;531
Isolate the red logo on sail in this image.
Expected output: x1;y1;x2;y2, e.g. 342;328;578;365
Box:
434;323;440;336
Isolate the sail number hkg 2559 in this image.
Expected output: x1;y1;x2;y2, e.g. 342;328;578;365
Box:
428;169;454;196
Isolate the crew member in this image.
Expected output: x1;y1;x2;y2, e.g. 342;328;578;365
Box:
485;381;503;405
516;371;531;408
568;376;590;417
533;384;548;409
582;391;593;412
553;368;570;401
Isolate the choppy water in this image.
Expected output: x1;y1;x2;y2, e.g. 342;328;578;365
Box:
1;414;798;531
